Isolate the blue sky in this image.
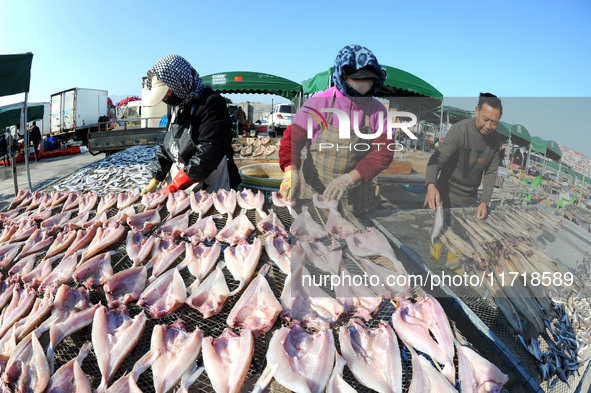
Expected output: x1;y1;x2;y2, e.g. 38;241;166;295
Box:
1;0;590;156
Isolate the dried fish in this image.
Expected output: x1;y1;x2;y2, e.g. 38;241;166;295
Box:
430;203;444;247
52;146;158;194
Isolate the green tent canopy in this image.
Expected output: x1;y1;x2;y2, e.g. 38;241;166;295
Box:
508;124;531;145
441;105;472;123
302;65;443;98
1;53;36;192
201;71;302;100
0;102;45;129
302;69;331;97
381;65;443;98
419;104;474;126
0;53;33;97
529;136;561;161
545;139;562;161
531;136;547;154
500;122;530;147
496;121;511;140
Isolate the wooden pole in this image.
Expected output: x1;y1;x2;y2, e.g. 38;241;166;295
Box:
23;94;33;190
11;126;18;196
579;166;587;205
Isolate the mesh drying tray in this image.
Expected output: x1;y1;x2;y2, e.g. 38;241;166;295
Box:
0;189;515;392
369;206;591;393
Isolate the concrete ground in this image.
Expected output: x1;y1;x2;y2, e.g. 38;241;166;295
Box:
0;152;106;211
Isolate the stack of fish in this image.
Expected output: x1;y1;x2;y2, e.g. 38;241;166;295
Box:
0;187;509;392
561;205;591;233
52;145;158;194
433;206;587;386
232;137;279;158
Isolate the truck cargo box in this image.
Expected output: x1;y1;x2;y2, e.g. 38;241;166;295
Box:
50;88;108;134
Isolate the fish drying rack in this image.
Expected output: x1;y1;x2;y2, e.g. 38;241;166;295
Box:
291;203;512;393
1;186;511;393
9;198;290;393
369;206;591;393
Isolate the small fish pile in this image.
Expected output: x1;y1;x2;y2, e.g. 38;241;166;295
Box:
52;145;158;194
533;300;587;388
436;206;587;385
550;258;591;361
232;137;279;158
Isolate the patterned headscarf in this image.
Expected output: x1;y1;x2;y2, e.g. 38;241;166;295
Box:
333;44;387;97
147;54;205;107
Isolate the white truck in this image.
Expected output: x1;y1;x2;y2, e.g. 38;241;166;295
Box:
86;79;167;155
50;88;110;135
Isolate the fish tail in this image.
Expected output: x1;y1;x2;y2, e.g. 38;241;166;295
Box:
96;380;108;393
46;344;55;374
442;362;456;384
252;363;278;393
518;334;528;350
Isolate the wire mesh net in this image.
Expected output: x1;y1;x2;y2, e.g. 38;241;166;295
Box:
370;206;591;393
0;188;515;392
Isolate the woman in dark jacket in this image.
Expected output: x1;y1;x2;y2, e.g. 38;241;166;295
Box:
142;54;240;194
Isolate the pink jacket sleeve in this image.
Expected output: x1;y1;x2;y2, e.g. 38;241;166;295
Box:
354;133;394;182
279;125;307;171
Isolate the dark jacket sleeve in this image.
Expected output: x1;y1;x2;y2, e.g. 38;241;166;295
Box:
152;145;173;182
184;91;233;182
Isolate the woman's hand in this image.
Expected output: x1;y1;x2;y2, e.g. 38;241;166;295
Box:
280;166;300;199
141;178;160;194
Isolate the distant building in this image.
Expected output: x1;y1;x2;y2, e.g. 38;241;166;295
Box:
561;146;591;175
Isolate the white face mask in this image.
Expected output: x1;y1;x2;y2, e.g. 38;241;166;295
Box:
346;79;374;95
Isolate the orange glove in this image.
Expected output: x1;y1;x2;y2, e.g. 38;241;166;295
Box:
160;169;194;194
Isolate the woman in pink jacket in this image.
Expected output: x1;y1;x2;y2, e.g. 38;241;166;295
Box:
279;44;393;214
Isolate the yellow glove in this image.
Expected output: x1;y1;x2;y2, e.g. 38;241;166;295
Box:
280;170;299;200
141;178;160;194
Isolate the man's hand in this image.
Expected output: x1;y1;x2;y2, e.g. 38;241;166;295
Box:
427;183;441;210
324;173;356;201
141;178;160;194
477;202;488;220
280;167;300;199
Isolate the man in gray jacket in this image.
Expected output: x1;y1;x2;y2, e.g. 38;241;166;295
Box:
426;93;502;220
